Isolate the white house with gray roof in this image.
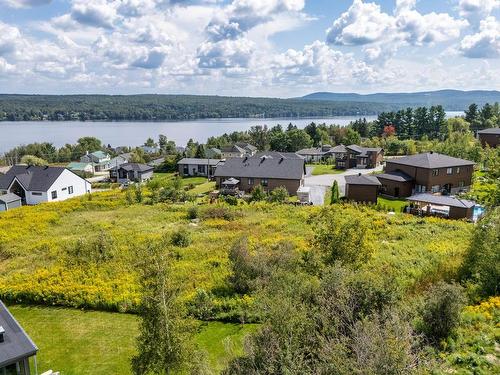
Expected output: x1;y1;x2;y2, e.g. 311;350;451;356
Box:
0;165;91;206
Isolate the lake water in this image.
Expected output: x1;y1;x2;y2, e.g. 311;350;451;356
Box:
0;112;463;153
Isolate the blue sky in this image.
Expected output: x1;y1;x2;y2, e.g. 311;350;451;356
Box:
0;0;499;96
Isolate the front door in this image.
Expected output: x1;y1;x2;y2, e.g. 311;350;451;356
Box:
395;187;400;198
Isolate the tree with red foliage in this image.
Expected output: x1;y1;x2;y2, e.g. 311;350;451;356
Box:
383;124;396;137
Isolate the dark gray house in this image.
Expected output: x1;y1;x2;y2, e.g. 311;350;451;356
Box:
214;153;306;195
345;174;381;203
0;193;22;212
177;158;221;177
110;163;154;183
0;300;38;375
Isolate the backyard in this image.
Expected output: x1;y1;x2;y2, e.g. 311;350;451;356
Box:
307;164;343;176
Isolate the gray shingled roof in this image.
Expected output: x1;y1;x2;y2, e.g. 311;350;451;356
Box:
330;144;347;153
112;163;154;172
407;194;476;208
177;158;221;166
296;147;326;156
0;165;67;191
376;171;414;182
0;300;38;368
477;128;500;134
387;152;475;169
221;144;246;153
253;151;304;160
345;174;382;186
346;145;383;157
0;193;21;204
214;154;305;180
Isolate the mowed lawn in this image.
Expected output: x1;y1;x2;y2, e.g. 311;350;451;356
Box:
10;305;257;375
377;196;408;212
308;164;343;175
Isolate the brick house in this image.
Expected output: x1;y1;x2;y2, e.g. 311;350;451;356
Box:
213;153;306;195
477;128;499;148
379;152;475;197
345;174;381;203
333;145;384;169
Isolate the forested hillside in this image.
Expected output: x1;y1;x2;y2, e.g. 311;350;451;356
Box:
0;94;408;121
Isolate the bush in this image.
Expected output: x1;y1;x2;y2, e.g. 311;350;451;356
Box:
171;228;191;248
419;281;466;345
201;206;239;221
223;195;239;206
330;181;340;204
134;184;143;203
189;289;215;320
187;205;199;220
250;185;267;202
268;186;289;203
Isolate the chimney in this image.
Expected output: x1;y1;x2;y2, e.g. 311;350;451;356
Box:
0;326;5;343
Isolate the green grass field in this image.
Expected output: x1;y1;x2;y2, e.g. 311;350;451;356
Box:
10;305;257;375
307;164;343;175
377;196;408;212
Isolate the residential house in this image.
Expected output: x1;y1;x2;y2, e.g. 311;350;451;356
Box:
177;158;221;177
148;157;165;167
333;145;384;169
345;173;381;203
140;145;161;154
0;300;38;375
108;154;132;170
296;145;334;162
0;165;91;205
0;193;22;211
380;152;475;197
406;194;477;220
220;143;257;158
205;147;222;159
67;162;94;174
110;163;154;184
80;151;112;172
477;128;499;148
213;154;306;195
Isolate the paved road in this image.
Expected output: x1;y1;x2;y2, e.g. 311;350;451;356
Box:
304;165;383;200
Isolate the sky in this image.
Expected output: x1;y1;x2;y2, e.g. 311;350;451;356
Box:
0;0;499;97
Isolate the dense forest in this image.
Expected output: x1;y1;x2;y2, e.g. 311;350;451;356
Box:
0;94;423;121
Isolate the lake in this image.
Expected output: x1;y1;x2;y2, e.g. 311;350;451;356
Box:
0;112;463;153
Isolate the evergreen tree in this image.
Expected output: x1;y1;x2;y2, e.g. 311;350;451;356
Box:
330;181;339;204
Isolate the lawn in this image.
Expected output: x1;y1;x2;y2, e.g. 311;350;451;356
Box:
307;164;343;175
9;305;257;375
377;196;408;212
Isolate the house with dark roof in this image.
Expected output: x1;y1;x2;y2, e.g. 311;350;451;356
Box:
220;143;258;158
406;193;477;220
381;152;475;197
333;145;384;169
345;173;381;203
478;128;499;148
0;300;38;374
213;154;306;195
177;158;222;177
110;163;154;183
0;165;91;205
296;145;335;162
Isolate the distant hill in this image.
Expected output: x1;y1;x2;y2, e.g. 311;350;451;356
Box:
301;90;500;110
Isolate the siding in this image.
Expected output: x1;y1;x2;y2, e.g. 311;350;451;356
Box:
216;177;302;195
345;184;378;203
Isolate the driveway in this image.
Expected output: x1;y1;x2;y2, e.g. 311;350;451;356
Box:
304;165;383;198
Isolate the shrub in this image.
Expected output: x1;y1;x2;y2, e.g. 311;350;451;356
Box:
224;195;239;206
134;184;143;203
330;181;340;204
171;228;192;248
250;185;267;202
125;188;134;205
201;206;239;221
187;205;199;220
268;186;289;203
419;281;466;345
189;289;215;320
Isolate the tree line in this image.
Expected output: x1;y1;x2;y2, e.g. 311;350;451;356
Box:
0;94;403;121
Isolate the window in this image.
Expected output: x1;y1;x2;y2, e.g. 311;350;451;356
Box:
68;186;74;194
431;185;440;193
261;179;268;187
432;169;439;176
447;168;453;175
459;181;465;188
198;165;206;174
62;187;67;191
337;161;345;167
51;191;57;199
248;178;254;185
32;192;42;196
456;167;460;174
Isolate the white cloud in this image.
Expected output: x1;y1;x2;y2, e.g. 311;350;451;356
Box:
0;22;23;57
197;38;254;69
0;0;50;8
327;0;467;47
71;0;119;29
459;16;500;58
458;0;500;28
